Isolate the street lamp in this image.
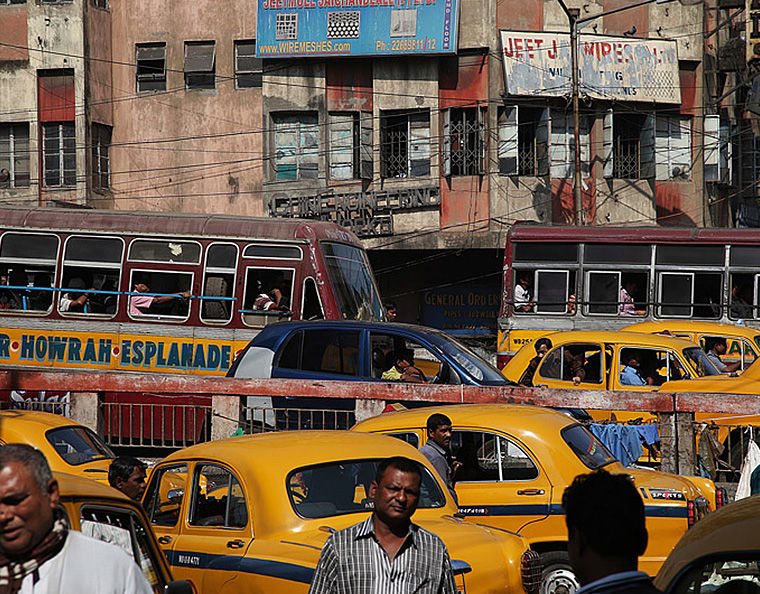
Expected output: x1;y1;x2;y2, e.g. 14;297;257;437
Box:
554;0;678;226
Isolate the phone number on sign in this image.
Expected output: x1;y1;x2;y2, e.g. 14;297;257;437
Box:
376;38;436;51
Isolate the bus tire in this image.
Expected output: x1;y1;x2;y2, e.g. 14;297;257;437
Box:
540;551;579;594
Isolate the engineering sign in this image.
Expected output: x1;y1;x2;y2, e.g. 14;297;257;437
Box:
256;0;459;57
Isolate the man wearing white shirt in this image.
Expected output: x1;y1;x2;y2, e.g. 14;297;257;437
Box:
563;470;660;594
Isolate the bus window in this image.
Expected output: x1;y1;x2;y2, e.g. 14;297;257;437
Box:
128;270;192;319
0;232;59;312
60;236;123;316
302;277;324;321
128;240;201;264
586;271;619;315
201;243;237;324
729;273;754;319
241;267;294;327
658;272;721;318
693;273;722;318
535;270;573;314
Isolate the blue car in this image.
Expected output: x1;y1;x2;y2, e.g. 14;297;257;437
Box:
228;320;511;386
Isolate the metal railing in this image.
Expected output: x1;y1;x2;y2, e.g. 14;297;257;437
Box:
240;406;355;434
102;401;211;448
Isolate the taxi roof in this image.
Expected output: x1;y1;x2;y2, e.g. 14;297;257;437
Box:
536;330;700;349
0;410;82;431
54;470;132;502
654;496;760;589
622;320;760;340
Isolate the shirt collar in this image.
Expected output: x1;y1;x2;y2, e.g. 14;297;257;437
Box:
355;516;418;548
425;439;448;456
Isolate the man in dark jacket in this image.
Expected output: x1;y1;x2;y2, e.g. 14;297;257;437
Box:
563;469;660;594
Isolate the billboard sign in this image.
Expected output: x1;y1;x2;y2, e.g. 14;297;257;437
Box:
500;31;681;104
257;0;459;58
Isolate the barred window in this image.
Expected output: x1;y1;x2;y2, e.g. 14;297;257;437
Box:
91;123;111;190
613;113;648;179
0;123;30;188
272;113;319;180
380;110;429;178
42;122;76;187
443;107;486;177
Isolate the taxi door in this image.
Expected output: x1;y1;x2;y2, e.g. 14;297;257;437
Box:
170;462;253;594
450;429;553;537
143;463;189;569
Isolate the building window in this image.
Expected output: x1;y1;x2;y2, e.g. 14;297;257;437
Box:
41;0;73;3
0;0;26;4
234;40;261;89
184;41;216;90
498;106;548;176
380;110;430;178
0;123;30;189
92;0;107;9
42;122;76;187
443;106;486;176
136;43;166;93
655;115;692;181
272;113;318;180
91;123;111;190
704;115;732;184
329;112;372;180
606;112;653;180
549;109;590;179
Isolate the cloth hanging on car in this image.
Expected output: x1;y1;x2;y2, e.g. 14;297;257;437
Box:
734;438;760;501
590;424;649;467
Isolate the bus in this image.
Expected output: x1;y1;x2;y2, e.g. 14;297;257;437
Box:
497;224;760;368
0;207;384;440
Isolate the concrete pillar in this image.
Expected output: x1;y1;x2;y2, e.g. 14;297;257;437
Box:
355;399;385;423
659;411;696;476
69;392;103;434
211;395;242;441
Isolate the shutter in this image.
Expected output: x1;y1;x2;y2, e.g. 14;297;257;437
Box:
536;108;550;176
442;108;451;177
274;116;298;180
641;113;656;179
671;116;691;179
498;105;518;175
580;115;591;177
654;115;671;180
550;109;568;178
704;114;719;182
478;106;487;174
409;111;430;177
300;116;319;179
360;111;373;180
720;119;732;185
184;43;215;73
603;108;614;178
329;114;354;181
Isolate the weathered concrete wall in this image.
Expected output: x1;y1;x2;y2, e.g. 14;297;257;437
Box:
108;0;263;215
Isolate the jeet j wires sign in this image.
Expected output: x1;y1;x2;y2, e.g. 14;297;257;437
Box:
500;31;681;104
257;0;459;57
748;0;760;62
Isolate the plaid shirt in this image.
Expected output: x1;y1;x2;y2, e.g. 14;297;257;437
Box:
308;516;457;594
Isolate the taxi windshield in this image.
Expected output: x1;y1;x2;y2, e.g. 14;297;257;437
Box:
46;426;115;466
321;242;384;321
684;347;722;376
287;459;446;519
561;424;616;469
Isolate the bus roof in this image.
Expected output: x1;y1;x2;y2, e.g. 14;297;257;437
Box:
508;224;760;245
0;207;362;246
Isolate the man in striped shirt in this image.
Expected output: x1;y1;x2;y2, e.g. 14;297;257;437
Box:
309;456;457;594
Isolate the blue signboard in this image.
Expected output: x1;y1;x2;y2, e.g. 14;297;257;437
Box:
256;0;459;58
421;286;498;336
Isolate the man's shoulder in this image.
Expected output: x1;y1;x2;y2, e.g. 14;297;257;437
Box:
65;530;136;565
419;441;443;457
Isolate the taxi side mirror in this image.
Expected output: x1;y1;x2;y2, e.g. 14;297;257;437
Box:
165;580;195;594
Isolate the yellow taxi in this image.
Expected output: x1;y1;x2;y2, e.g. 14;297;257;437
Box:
654;496;760;594
622;320;760;372
142;431;539;594
352;404;718;594
56;471;191;594
0;410;114;483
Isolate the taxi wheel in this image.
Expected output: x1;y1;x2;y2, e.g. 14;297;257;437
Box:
540;552;579;594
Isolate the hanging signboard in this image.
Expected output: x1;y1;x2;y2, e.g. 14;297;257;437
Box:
257;0;460;58
499;30;681;104
748;0;760;62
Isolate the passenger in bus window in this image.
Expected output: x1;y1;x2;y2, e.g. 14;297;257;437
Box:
59;278;92;313
704;337;741;374
519;338;553;387
253;287;290;313
619;281;646;316
514;275;535;312
730;284;753;319
620;351;647;386
130;283;190;316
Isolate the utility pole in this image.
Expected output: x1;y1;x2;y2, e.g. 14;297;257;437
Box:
569;8;583;226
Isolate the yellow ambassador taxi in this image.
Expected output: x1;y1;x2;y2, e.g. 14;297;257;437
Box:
622;320;760;373
352;404;717;594
142;431;540;594
56;471;192;594
0;410;114;483
654;496;760;594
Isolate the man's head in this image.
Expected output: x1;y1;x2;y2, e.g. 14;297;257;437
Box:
108;456;147;501
622;350;641;368
394;349;415;370
0;444;60;558
706;336;727;355
534;338;552;357
133;283;149;293
426;413;453;449
562;470;647;585
369;456;422;528
384;301;397;322
518;276;530;288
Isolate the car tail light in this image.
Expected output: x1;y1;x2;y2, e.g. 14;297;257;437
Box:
521;549;542;594
687;500;697;527
716;487;727;509
497;354;509;370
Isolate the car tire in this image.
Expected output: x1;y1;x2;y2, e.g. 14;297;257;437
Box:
540;551;579;594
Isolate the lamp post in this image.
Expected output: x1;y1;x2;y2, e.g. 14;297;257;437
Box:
554;0;676;226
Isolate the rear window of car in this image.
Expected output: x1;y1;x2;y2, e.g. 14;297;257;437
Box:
287;459;446;519
46;426;114;466
561;424;616;469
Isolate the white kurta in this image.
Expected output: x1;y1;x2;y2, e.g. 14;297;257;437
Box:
18;531;153;594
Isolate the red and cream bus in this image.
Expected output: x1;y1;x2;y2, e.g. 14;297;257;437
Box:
497;224;760;368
